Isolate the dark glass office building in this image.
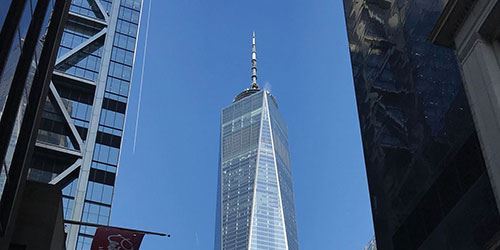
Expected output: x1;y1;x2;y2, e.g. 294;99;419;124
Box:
215;34;299;250
0;0;70;248
343;0;500;249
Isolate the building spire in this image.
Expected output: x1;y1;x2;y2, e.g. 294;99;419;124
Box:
251;31;259;90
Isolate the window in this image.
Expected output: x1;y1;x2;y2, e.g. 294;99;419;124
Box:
111;46;134;66
106;76;130;96
119;6;140;23
76;235;92;250
70;0;104;19
121;0;142;11
116;19;138;37
114;33;136;51
86;181;114;205
99;109;125;130
108;61;132;80
93;143;119;165
92;161;117;173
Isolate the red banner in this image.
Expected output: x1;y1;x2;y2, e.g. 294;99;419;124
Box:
91;227;145;250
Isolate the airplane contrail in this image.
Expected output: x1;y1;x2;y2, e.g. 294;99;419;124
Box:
133;0;152;153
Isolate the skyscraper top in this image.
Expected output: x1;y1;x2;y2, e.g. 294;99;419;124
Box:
251;31;259;90
234;32;261;102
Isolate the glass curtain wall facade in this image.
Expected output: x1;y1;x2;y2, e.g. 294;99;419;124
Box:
0;0;70;239
24;0;143;249
0;0;55;195
216;90;298;250
343;0;500;249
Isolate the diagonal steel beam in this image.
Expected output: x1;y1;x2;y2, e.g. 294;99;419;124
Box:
49;158;82;186
55;27;107;66
94;0;110;23
49;82;84;149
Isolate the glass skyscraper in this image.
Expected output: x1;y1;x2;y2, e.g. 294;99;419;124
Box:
215;33;299;250
22;0;143;249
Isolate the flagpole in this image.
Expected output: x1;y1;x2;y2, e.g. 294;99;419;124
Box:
64;220;170;237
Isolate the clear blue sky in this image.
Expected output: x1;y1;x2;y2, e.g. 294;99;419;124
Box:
110;0;374;249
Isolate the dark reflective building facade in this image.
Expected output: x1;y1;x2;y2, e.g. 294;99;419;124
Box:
343;1;500;249
0;0;58;182
0;0;70;248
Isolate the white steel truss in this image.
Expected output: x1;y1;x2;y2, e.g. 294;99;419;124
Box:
33;0;126;249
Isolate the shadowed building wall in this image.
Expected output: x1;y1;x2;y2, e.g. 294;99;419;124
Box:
432;2;500;237
0;0;70;248
343;0;500;249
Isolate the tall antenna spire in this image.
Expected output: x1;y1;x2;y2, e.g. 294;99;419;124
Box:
251;31;259;89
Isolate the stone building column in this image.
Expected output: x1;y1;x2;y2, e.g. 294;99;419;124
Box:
457;25;500;212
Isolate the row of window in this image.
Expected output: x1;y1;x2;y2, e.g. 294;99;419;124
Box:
57;45;103;81
223;94;264;123
108;60;132;81
63;99;92;122
30;152;74;179
37;129;77;150
79;203;110;234
114;32;136;51
93;143;120;165
116;18;138;37
106;76;130;97
76;235;92;250
71;6;136;240
105;91;128;103
111;46;134;66
98;124;122;137
63;178;79;197
121;0;142;11
118;5;140;23
63;196;75;220
60;30;94;53
86;180;114;205
58;63;100;81
97;2;141;146
38;98;82;150
63;20;99;44
100;108;125;130
70;0;105;20
57;82;94;104
100;0;112;14
92;161;117;174
102;96;127;113
96;131;121;148
57;20;104;81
